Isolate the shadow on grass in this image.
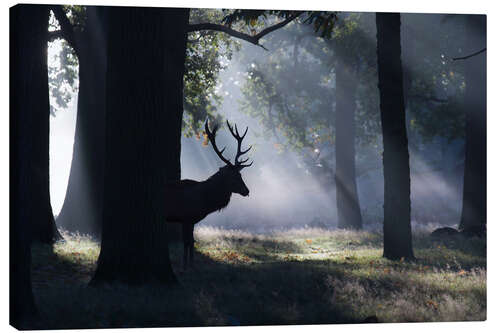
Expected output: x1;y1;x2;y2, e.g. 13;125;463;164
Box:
28;240;357;330
29;241;214;329
168;242;359;326
31;241;92;287
26;229;486;329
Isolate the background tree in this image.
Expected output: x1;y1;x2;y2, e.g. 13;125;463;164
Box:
458;15;486;233
400;14;468;225
51;5;108;237
329;13;378;230
376;12;414;260
402;14;467;144
238;13;380;229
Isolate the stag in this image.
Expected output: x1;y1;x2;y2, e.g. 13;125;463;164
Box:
165;120;253;269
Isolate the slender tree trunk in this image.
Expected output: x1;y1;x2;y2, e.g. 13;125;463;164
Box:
459;15;486;232
56;6;107;238
376;13;414;260
10;4;54;326
335;62;362;230
91;7;189;285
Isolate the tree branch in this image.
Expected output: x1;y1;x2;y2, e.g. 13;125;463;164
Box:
187;22;269;50
408;94;448;103
254;12;304;40
47;30;65;42
187;35;203;44
50;5;79;55
452;47;486;61
187;11;303;51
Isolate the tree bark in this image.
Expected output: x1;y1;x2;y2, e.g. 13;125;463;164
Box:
376;13;414;260
11;3;62;248
10;4;55;326
335;62;363;230
10;6;62;245
91;7;189;285
56;6;107;238
459;15;486;232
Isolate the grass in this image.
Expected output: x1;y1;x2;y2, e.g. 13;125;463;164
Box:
27;226;486;329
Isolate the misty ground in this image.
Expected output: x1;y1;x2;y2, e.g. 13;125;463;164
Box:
29;226;485;329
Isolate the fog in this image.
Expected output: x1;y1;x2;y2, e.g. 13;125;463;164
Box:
49;11;479;234
180;57;338;232
48;38;78;216
177;12;470;233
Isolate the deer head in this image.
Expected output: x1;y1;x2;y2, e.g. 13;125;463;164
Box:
205;120;253;197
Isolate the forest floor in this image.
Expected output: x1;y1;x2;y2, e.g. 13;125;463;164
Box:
29;226;486;329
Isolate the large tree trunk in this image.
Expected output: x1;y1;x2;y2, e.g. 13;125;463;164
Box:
459;15;486;232
10;6;62;245
56;6;107;238
376;13;414;260
335;62;363;230
91;7;189;285
11;4;62;248
10;4;54;326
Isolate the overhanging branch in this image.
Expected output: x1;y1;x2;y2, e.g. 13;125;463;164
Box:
187;11;303;51
408;94;448;103
452;47;486;61
48;30;65;42
50;5;79;55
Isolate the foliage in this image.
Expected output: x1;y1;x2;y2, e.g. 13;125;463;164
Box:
402;14;467;142
235;12;380;179
310;12;381;145
221;9;300;32
221;10;339;39
48;9;79;116
183;9;241;137
233;12;469;179
47;39;78;116
182;9;327;137
27;227;485;329
61;5;86;28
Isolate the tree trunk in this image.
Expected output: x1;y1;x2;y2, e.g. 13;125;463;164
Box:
335;62;363;230
11;7;62;245
376;13;414;260
11;4;62;248
91;7;189;285
56;6;107;238
459;15;486;232
10;4;54;326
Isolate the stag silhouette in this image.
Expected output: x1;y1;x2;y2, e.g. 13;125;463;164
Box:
165;120;253;270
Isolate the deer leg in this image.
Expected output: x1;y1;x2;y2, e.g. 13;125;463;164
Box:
189;224;195;266
183;242;188;271
182;224;190;270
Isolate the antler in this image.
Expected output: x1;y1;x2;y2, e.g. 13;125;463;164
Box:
226;120;253;169
205;121;233;166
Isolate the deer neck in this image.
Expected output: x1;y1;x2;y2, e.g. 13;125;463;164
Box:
204;173;232;213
